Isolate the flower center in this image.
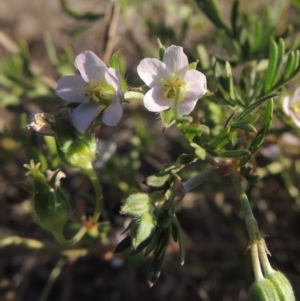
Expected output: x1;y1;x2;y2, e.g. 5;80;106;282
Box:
161;73;186;100
85;80;115;105
290;100;300;115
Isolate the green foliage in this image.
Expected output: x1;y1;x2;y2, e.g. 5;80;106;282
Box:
2;0;299;297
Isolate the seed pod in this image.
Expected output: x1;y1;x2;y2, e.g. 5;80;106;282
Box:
24;162;71;234
54;114;97;170
120;193;151;217
249;279;281;301
131;212;157;250
267;271;295;301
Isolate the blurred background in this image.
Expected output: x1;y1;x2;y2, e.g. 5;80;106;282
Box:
0;0;300;300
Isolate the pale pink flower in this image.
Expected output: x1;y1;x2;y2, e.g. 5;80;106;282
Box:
137;45;207;115
282;88;300;128
56;51;123;133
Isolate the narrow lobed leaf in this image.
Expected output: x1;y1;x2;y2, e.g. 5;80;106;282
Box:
264;40;279;93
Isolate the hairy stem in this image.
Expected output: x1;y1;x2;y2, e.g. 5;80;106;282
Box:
229;166;259;242
85;167;106;222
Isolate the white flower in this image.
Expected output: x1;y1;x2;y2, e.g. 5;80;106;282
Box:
56;51;123;133
282;87;300;128
137;45;207;115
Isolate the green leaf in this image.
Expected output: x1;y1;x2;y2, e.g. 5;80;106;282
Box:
197;44;210;70
239;114;260;124
178;122;210;142
240;98;273;166
225;61;236;101
144;164;174;188
277;38;285;66
230;121;257;132
236;93;278;121
205;127;231;149
114;235;132;253
109;51;128;92
224;110;237;127
147;252;165;287
292;0;300;9
195;0;231;36
191;143;206;160
214;149;251;158
144;228;162;256
175;153;198;166
160;109;175;128
230;0;239;37
153;229;169;260
172;217;185;265
283;51;296;80
252;21;263;52
264;40;279;93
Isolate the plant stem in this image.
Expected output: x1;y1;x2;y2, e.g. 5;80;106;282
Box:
53;226;87;247
182;165;220;193
251;243;264;282
257;238;274;276
84;167;106;222
38;258;66;301
229;166;259;243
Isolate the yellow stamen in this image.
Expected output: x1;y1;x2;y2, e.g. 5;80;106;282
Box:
290;100;300;115
84;80;115;105
161;73;186;100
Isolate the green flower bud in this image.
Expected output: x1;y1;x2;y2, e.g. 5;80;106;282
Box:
130;212;157;249
249;279;281;301
120;193;153;217
54;113;97;170
24;161;71;234
157;39;166;61
266;271;295;301
189;61;198;70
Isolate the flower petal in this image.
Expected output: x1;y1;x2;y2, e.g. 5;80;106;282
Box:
75;51;107;82
56;76;88;103
282;96;291;116
291;112;300;128
184;70;207;98
163;45;188;78
137;58;170;87
143;86;173;112
71;103;103;133
293;87;300;100
105;68;122;95
102;95;123;126
178;91;198;115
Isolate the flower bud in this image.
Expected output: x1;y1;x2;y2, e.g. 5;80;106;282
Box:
120;193;153;217
266;271;295;301
24;160;71;234
54;113;97;170
130;212;157;249
249;279;281;301
157;39;166;61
